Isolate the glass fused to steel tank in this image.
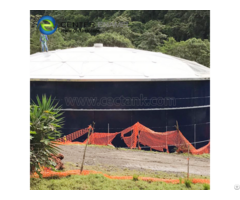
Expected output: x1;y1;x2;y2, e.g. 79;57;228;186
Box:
30;44;210;149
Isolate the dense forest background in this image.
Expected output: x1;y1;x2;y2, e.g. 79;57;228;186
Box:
30;10;210;67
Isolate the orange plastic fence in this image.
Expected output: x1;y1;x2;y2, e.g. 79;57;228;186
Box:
83;132;120;146
192;142;210;155
57;122;210;155
56;126;91;142
30;169;210;184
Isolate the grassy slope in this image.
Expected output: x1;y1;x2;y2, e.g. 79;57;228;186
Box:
30;174;209;190
31;144;209;190
64;162;210;180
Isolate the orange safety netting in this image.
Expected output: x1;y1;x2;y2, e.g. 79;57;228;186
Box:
84;132;120;146
191;142;210;155
30;169;210;184
56;126;91;142
120;125;139;149
58;122;210;155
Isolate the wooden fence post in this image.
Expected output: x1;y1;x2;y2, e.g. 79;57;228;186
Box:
80;122;95;174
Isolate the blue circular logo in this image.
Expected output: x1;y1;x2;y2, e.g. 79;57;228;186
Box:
37;16;57;35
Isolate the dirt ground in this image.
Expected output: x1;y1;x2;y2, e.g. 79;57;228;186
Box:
60;145;210;177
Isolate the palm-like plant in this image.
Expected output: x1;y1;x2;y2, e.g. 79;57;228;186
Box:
30;95;64;177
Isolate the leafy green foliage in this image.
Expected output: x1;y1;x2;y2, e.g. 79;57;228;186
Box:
30;95;64;176
129;21;145;34
163;10;210;41
30;10;210;67
85;32;134;48
62;31;92;48
98;16;141;42
184;179;192;188
203;183;210;190
157;37;210;67
132;174;139;181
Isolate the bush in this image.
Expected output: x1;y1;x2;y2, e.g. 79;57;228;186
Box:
203;183;210;190
184;179;192;188
132;174;139;181
30;95;64;177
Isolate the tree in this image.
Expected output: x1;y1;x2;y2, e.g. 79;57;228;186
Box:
129;21;145;34
30;10;210;63
163;10;210;41
157;37;210;67
137;20;167;51
85;32;134;48
62;30;92;47
98;16;141;45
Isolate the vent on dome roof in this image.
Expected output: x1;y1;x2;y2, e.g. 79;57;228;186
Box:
94;43;103;48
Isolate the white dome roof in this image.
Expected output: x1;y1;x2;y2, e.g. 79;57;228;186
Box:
30;46;210;81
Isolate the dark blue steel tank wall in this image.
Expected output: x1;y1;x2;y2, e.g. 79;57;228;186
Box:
30;81;210;149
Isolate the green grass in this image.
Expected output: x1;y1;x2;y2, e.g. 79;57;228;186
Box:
30;174;206;190
63;162;210;180
179;177;183;184
203;183;210;190
62;143;115;149
181;153;210;159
